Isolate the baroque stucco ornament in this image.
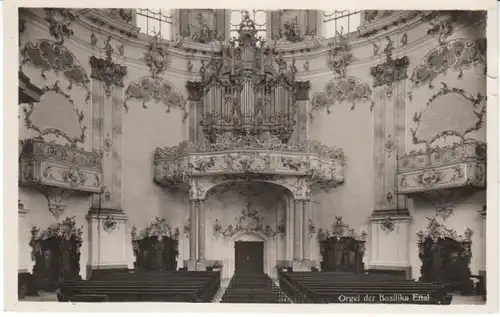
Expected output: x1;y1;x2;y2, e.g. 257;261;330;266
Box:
22;81;87;146
89;36;128;98
20;40;91;101
124;77;188;122
213;202;284;239
44;8;77;45
317;216;368;243
310;77;374;119
326;29;353;79
410;82;486;147
408;38;486;95
370;55;409;88
143;32;172;78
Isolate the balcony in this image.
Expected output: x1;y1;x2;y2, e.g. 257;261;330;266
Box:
154;133;345;198
396;142;486;195
19;139;103;193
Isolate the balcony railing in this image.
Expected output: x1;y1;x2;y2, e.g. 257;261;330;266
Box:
397;142;486;195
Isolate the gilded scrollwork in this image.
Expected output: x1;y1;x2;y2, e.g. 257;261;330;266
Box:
22;81;87;146
310;77;374;119
20;40;91;101
123;77;188;122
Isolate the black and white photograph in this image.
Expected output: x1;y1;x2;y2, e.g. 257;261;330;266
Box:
4;1;499;313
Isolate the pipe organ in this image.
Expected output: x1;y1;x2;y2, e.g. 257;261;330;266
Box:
190;11;300;143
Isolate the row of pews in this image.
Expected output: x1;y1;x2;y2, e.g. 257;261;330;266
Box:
221;273;291;303
278;271;453;305
57;271;220;302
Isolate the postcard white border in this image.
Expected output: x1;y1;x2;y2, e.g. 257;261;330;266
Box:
3;0;499;315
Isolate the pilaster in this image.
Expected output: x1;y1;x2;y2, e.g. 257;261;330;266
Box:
293;199;302;261
370;54;409;212
197;200;206;263
18;200;31;273
87;35;128;273
302;200;311;261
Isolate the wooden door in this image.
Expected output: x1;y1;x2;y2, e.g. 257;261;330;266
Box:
234;241;264;274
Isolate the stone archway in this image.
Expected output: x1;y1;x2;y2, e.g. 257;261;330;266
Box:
204;181;289;279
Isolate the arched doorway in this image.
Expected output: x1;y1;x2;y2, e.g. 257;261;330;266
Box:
204;181;290;279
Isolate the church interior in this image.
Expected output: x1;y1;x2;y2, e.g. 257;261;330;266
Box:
17;8;488;304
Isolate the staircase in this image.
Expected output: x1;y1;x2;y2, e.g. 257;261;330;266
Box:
220;273;291;303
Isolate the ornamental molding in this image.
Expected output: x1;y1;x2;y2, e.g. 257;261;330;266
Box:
408;38;486;93
212;202;285;239
410;82;486;147
89;36;128;98
317;216;368;242
79;9;140;38
20;39;91;102
123;77;188;122
310;77;374;119
22;81;87;146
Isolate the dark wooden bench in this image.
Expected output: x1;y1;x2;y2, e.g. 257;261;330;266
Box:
59;271;220;302
278;271;452;304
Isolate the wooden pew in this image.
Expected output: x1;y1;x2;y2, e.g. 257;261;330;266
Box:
59;271;220;302
278;271;452;304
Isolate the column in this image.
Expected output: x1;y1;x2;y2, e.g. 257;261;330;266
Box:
189;200;197;260
87;39;129;277
197;200;206;261
302;200;310;261
293;200;302;260
285;199;293;263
